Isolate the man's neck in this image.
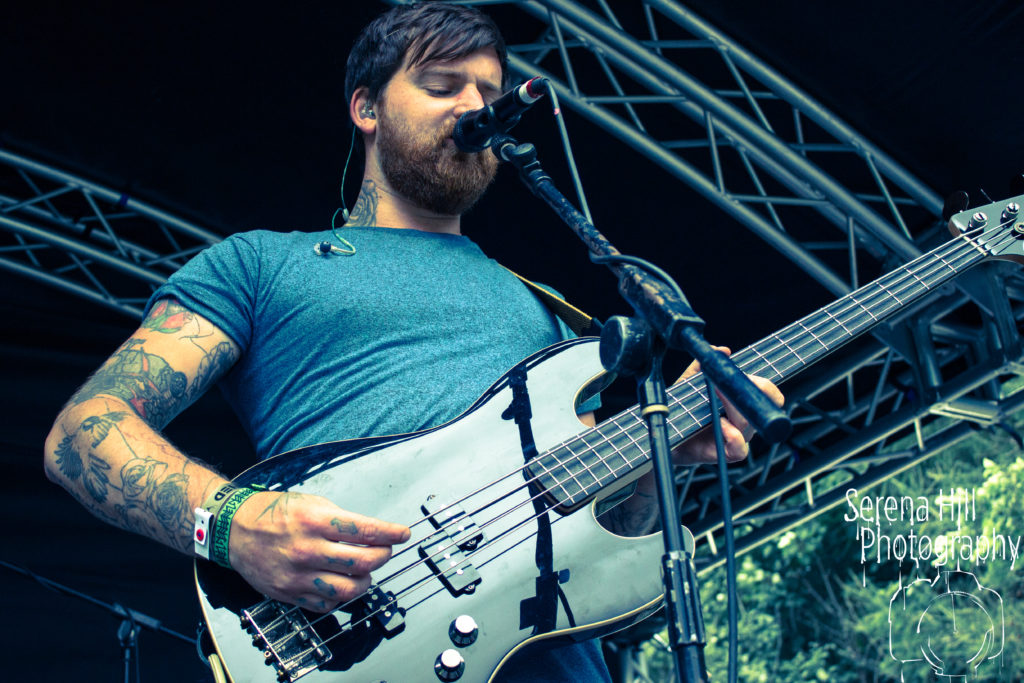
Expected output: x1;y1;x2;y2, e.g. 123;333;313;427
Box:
345;178;462;235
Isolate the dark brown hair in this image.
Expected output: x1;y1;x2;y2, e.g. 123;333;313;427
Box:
344;2;509;110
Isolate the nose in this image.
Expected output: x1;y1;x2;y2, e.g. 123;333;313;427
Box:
452;85;486;118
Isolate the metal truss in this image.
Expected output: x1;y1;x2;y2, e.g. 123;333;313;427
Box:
0;148;220;318
460;0;1024;670
452;0;1024;556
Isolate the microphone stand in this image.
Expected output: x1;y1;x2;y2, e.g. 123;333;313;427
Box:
488;133;791;682
1;559;197;683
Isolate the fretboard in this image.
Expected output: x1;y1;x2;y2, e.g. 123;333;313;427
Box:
528;225;1000;509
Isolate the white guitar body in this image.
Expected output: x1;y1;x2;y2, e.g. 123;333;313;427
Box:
197;339;688;683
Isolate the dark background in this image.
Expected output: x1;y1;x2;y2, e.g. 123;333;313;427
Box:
2;1;1022;680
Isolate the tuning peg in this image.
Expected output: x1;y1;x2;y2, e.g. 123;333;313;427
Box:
942;191;969;221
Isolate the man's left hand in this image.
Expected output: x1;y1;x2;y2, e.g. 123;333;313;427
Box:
670;347;784;465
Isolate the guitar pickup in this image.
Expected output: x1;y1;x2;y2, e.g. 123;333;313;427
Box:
421;497;485;551
419;497;483;595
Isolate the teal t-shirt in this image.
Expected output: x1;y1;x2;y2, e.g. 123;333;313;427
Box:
147;226;596;458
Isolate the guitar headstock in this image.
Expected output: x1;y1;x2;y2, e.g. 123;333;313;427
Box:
947;194;1024;264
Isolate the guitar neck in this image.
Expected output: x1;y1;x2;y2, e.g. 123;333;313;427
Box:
533;220;1006;509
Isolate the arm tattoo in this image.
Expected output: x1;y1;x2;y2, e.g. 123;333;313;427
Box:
52;410;194;550
142;299;195;334
345;179;379;226
189;341;235;402
71;338;187;428
70;300;238;429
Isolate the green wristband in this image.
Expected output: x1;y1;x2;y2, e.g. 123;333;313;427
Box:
199;483;261;569
209;487;260;569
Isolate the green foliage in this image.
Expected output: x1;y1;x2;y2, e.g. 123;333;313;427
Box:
634;397;1024;681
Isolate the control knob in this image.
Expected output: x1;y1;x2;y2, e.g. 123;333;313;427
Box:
434;649;465;681
449;615;479;647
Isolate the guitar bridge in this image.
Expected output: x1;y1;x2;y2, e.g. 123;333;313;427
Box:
419;496;484;596
241;600;332;682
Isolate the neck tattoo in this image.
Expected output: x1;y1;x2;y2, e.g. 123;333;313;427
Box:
345;179;379;227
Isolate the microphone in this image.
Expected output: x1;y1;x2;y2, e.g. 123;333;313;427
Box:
452;77;547;153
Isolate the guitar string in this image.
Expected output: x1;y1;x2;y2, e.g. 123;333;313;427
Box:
332;213;1013;567
259;219;1013;665
378;213;1009;553
262;220;1014;666
259;219;1013;664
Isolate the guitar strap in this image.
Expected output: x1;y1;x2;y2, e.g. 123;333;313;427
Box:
502;365;577;634
506;269;602;337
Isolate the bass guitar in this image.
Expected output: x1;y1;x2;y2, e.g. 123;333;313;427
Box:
196;195;1023;682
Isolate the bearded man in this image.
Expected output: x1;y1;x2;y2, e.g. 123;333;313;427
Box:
44;3;780;681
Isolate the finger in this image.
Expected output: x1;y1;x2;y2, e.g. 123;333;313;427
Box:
720;396;753;441
718;376;783;438
295;572;372;612
322;512;411;546
749;375;785;408
314;542;393;575
293;594;339;613
675;345;731;382
718;418;750;461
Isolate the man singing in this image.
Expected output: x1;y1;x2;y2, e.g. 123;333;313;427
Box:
44;3;781;680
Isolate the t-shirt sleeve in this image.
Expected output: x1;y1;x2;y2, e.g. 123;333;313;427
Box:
142;234;260;352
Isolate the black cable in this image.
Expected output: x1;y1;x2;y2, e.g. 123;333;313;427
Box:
706;378;739;683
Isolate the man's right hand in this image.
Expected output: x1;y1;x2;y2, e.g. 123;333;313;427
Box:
228;490;412;612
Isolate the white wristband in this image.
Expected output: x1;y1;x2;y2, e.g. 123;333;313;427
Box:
193;506;213;559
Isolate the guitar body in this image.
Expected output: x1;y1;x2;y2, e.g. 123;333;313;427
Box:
197;338;688;683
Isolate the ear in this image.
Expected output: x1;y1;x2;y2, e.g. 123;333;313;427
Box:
350;86;377;135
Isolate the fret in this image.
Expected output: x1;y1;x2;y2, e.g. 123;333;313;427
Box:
605;431;640;462
586;432;629;484
554;443;598;496
934;250;959;274
616;425;646;465
904;265;931;291
822;309;852;336
795;320;827;353
528;453;575;504
671;393;703;430
848;293;879;322
575;431;617;482
665;414;686;443
771;331;802;362
875;280;903;306
575;454;602;492
748;345;783;379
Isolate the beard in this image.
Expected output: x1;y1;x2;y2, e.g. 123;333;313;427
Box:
376;105;499;217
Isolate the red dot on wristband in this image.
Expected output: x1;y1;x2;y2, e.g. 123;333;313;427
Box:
195;529;205;542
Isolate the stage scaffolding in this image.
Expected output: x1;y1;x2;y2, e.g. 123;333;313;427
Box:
3;0;1022;678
